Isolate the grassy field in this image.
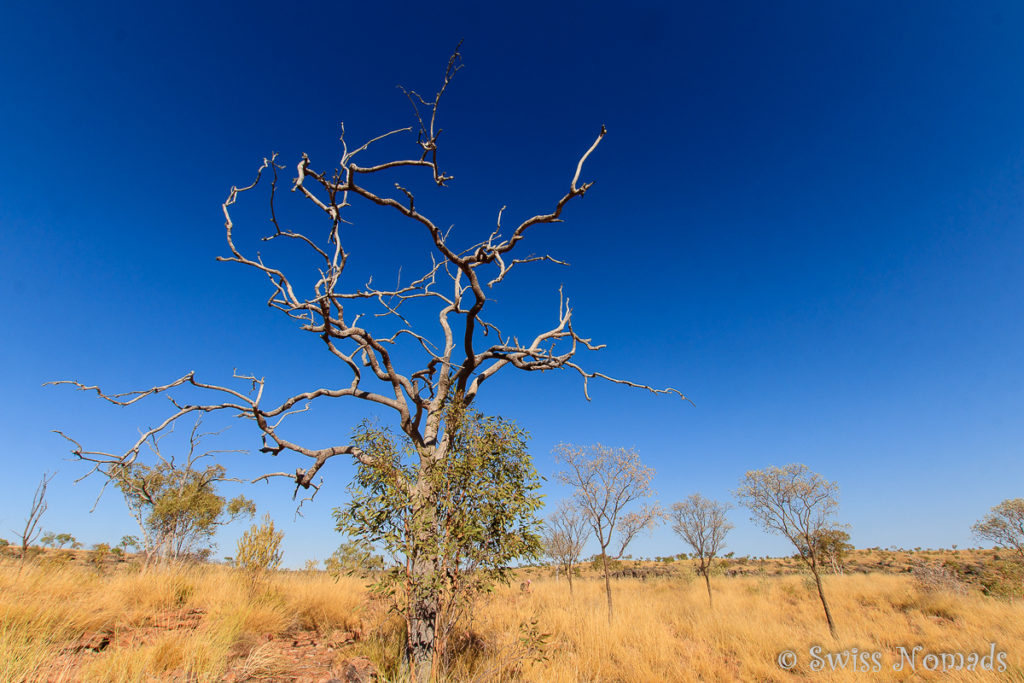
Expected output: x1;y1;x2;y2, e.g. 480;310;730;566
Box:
2;552;1023;682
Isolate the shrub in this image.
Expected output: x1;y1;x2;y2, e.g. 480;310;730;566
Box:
912;561;967;595
90;543;112;568
41;549;74;568
235;514;284;573
325;539;384;579
590;554;623;572
976;560;1024;600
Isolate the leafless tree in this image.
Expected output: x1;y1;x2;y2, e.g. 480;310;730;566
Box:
972;498;1024;561
15;472;54;560
669;493;732;608
542;500;590;594
49;46;684;681
554;443;662;619
735;464;841;638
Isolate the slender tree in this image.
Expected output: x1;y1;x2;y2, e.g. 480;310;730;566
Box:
50;47;684;680
972;498;1024;561
735;464;842;638
542;500;590;594
336;405;543;677
109;420;255;564
554;444;661;620
814;528;854;575
669;494;732;607
15;472;54;560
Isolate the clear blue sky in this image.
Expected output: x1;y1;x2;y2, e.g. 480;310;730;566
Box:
2;1;1022;567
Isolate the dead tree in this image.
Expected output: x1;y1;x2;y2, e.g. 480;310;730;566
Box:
669;493;732;608
15;472;54;559
49;47;684;682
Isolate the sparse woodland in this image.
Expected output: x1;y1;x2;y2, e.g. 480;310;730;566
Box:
1;545;1024;682
6;47;1023;683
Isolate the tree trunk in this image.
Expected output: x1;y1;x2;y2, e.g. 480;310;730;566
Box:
811;565;837;638
567;564;574;595
601;553;613;621
406;462;439;683
407;581;438;683
703;568;713;608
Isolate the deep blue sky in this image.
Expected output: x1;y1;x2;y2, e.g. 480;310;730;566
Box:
2;1;1022;566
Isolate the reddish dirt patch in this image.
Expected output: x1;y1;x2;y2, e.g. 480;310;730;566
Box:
38;607;376;683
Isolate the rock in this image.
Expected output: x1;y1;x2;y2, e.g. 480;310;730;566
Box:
340;656;379;682
75;630;111;653
328;630;357;647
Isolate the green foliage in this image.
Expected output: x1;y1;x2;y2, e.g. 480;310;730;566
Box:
815;528;854;573
119;535;140;553
326;539;384;579
589;554;623;572
234;513;284;573
40;531;78;549
972;498;1024;560
112;458;255;561
976;560;1024;600
89;542;112;568
334;405;544;658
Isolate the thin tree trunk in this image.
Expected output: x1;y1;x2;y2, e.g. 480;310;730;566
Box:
703;568;713;608
602;553;613;621
567;564;574;595
811;565;837;638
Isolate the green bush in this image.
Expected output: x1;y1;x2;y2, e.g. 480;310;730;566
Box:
590;554;623;572
90;543;112;568
235;513;284;573
976;561;1024;600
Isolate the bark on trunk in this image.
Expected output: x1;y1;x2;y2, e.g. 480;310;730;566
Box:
703;568;713;608
811;565;838;638
407;586;438;683
406;460;439;683
567;564;574;595
601;553;614;621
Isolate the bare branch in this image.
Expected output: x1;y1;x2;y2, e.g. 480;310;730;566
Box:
15;471;55;558
51;47;683;505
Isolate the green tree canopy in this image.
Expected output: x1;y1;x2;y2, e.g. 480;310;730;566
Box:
334;405;544;666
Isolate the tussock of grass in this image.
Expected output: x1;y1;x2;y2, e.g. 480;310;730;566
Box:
2;557;1023;682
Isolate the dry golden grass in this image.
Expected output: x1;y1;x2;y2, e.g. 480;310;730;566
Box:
469;573;1024;682
1;556;1022;682
0;559;367;682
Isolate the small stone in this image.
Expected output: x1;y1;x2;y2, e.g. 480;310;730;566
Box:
328;630;356;646
340;656;379;682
